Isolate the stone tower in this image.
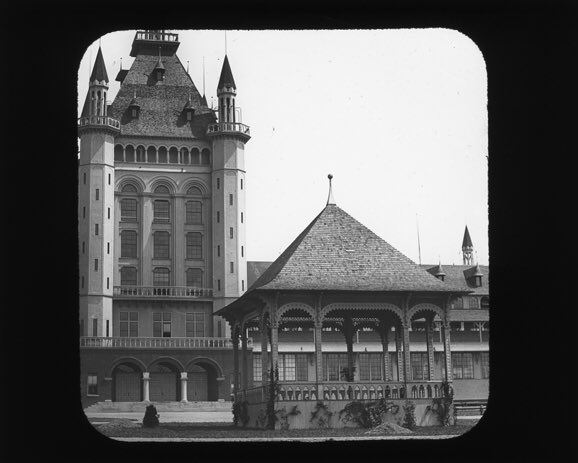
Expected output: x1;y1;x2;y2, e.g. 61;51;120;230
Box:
208;55;251;337
78;47;119;337
462;225;474;265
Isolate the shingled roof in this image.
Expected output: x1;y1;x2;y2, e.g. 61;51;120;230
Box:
247;204;470;293
108;51;214;139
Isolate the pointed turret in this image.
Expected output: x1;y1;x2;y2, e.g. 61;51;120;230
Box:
154;47;165;81
217;55;236;90
462;226;474;265
90;46;109;83
432;261;446;281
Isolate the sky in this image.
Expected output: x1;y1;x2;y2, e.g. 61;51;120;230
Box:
78;29;488;266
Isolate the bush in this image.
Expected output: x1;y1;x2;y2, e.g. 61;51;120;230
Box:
402;401;417;430
339;399;399;428
232;400;250;427
310;401;333;428
142;404;159;428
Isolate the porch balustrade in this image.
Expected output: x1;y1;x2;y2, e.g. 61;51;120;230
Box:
80;336;252;349
113;285;213;298
78;116;120;130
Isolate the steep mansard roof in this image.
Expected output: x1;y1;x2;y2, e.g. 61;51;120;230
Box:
246;204;469;293
107;51;214;139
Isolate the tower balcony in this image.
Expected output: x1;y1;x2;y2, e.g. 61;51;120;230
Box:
78;115;120;133
113;285;213;300
207;122;251;142
130;30;180;57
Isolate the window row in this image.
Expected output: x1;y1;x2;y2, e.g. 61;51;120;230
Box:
114;145;211;165
120;199;203;224
120;231;203;259
120;267;204;287
452;296;490;309
118;311;207;338
252;352;490;382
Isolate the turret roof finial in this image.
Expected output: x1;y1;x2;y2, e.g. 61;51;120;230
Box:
327;174;336;206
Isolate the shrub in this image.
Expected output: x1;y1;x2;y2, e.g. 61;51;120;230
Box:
339;399;399;428
142;404;159;428
232;400;250;427
402;400;417;430
275;405;301;430
266;364;280;430
431;380;456;426
310;401;333;428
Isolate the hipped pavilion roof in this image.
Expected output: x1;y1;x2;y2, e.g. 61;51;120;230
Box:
216;204;472;320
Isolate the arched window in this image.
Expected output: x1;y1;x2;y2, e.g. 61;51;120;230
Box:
186;268;203;287
481;296;490;309
121;230;137;258
187;186;202;196
190;148;200;165
201;148;211;165
153;232;170;259
125;145;135;163
122;184;137;193
158;146;167;163
153;200;170;222
186;233;202;259
114;145;124;162
186;201;202;224
153;267;170;286
136;145;146;162
120;267;137;286
180;147;189;164
169;147;179;164
147;146;156;163
154;185;170;195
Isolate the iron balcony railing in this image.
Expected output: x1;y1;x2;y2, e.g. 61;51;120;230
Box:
207;122;251;137
135;30;179;42
113;286;213;298
78;116;120;130
80;336;253;349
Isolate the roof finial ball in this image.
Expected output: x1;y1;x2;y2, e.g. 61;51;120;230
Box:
326;174;336;206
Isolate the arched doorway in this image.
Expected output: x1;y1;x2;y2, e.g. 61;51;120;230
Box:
112;362;143;402
149;362;180;402
187;360;222;401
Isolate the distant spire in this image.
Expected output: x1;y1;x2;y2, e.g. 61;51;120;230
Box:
462;225;474;265
203;56;206;96
225;31;227;55
326;174;336;206
186;60;189;73
119;57;123;70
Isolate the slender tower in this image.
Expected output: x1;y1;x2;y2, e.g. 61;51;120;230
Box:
78;47;119;338
462;225;474;265
208;55;251;337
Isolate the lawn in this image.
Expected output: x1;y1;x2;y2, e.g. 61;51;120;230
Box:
93;420;477;439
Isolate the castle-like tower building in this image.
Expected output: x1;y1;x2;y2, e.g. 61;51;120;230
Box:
79;31;250;405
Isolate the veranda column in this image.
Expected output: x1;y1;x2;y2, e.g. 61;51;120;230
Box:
425;318;436;380
241;322;249;390
232;324;240;395
314;318;323;399
142;372;150;402
343;317;355;382
270;321;279;377
180;372;188;402
261;317;269;385
395;326;404;382
403;322;412;389
380;327;390;382
442;321;453;382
